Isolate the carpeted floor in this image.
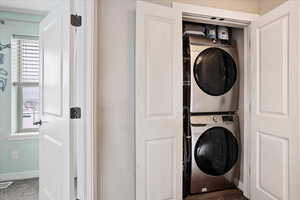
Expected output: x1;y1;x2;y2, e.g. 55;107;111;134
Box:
0;178;78;200
0;178;39;200
185;189;248;200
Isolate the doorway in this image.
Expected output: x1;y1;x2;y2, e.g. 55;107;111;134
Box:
0;0;90;199
0;10;44;200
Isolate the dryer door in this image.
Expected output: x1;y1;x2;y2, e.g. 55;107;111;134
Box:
194;127;239;176
193;48;237;96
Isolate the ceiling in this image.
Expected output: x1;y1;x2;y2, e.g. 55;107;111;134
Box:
0;0;62;13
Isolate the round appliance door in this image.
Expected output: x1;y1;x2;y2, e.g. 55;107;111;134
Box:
194;47;237;96
194;127;239;176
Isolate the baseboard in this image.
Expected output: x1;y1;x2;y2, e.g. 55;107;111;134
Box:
237;181;244;191
0;170;39;181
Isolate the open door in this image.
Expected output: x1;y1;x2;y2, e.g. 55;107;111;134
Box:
136;1;182;200
250;1;300;200
39;1;73;200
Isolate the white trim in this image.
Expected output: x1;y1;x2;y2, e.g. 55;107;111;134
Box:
0;17;41;24
0;132;39;141
172;4;256;198
237;181;244;191
242;26;252;199
70;0;85;199
172;2;259;23
85;0;98;199
9;132;39;140
0;170;39;181
0;7;46;16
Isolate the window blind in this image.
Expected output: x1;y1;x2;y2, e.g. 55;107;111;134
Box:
11;35;41;133
11;36;40;84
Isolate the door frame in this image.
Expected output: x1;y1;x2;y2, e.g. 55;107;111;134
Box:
172;2;258;198
84;0;98;199
0;0;98;199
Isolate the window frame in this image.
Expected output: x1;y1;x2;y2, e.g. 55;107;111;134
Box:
11;34;40;136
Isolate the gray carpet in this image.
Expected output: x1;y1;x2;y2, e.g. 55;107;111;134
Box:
0;178;39;200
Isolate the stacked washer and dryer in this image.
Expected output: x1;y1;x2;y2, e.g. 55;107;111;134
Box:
183;24;241;198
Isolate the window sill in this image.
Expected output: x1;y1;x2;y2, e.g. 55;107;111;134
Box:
8;132;39;141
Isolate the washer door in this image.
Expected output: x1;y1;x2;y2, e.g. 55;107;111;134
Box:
194;127;239;176
194;48;237;96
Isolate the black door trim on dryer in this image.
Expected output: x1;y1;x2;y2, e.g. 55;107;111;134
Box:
193;47;237;96
194;126;239;176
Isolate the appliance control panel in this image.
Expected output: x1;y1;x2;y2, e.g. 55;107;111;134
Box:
222;115;234;122
191;115;234;125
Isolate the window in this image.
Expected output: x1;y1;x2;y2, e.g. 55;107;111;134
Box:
11;35;40;134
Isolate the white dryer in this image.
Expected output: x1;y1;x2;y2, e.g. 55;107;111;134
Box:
183;36;239;113
189;114;240;194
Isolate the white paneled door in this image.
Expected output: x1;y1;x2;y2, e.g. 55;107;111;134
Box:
39;2;73;200
135;1;182;200
251;1;300;200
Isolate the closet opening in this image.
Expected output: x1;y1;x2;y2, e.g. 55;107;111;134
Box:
181;16;250;200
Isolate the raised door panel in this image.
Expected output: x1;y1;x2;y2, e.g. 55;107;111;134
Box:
39;4;71;200
147;138;175;200
136;1;182;200
258;15;288;117
146;16;174;118
257;132;288;200
42;18;63;117
251;2;300;200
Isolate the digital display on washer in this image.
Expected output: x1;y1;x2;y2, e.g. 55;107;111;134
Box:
194;127;239;176
193;48;237;96
222;115;234;122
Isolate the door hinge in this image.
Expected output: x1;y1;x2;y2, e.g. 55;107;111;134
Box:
70;107;81;119
249;104;251;112
71;14;82;27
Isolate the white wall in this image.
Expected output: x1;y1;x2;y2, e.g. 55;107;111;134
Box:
232;28;245;185
97;0;135;200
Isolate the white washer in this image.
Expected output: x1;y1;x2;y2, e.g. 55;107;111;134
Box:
190;114;240;194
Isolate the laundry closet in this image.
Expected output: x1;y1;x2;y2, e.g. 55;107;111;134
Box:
135;1;300;200
182;21;244;198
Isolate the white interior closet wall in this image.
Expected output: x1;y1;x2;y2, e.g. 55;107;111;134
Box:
232;28;245;185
